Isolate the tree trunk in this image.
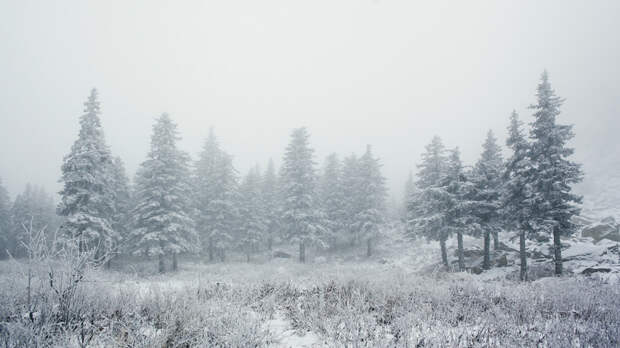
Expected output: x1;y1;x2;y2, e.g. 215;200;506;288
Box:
483;230;490;270
267;236;273;252
158;254;165;273
457;232;464;271
440;237;448;268
519;229;527;281
172;253;178;271
219;248;226;262
105;257;112;270
366;238;372;258
299;241;306;263
208;237;214;262
553;226;562;276
493;230;499;250
246;252;250;262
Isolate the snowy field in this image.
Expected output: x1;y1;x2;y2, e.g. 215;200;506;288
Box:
1;226;619;347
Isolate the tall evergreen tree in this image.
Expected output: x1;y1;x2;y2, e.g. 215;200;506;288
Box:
281;127;326;263
442;148;475;271
109;157;132;259
503;110;534;281
8;184;57;258
470;130;504;269
194;128;221;261
57;89;117;258
340;154;362;246
262;159;280;252
130;113;197;272
408;136;450;267
318;153;345;249
0;178;12;259
238;166;266;261
355;145;387;257
528;71;583;275
206;152;239;262
402;171;416;222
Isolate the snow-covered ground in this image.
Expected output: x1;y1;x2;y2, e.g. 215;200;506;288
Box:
1;219;619;347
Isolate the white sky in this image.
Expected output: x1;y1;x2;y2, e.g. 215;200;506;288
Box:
1;0;619;201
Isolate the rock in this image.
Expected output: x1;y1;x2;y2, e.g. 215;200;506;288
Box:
471;266;483;275
582;222;619;243
378;258;388;264
571;215;595;227
601;216;617;225
273;251;292;258
581;267;612;276
454;248;483;258
496;255;508;267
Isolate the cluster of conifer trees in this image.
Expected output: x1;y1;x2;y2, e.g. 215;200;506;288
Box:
0;89;387;272
0;71;583;279
406;71;582;279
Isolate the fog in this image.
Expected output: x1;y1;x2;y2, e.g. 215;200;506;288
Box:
1;0;619;201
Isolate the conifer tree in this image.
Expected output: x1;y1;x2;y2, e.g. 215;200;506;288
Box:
503;110;534;281
130;113;197;272
7;185;57;258
403;171;416;222
318;153;345;249
0;178;11;259
207;152;239;261
238;166;266;261
528;71;583;275
408;136;450;267
470;130;504;269
109;157;132;258
262;159;280;251
57;89;117;258
340;154;361;246
355;145;387;257
281;127;326;262
194;128;221;261
442;148;475;271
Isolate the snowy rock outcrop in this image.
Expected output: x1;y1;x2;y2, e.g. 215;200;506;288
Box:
581;216;620;243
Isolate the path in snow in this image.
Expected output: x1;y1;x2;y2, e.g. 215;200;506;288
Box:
265;310;322;348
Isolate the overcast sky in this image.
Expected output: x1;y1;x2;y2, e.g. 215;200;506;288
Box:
1;0;619;203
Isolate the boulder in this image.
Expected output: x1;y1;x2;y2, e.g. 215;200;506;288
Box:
273;251;292;258
581;267;612;276
496;254;508;267
471;266;483;275
582;222;619;243
601;216;617;225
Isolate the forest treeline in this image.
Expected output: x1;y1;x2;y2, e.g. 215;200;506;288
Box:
0;71;582;279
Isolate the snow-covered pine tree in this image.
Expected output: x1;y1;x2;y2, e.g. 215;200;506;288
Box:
194;128;221;261
130;113;197;273
9;184;58;257
57;89;117;259
408;136;450;267
528;71;583;276
503;110;534;281
318;153;346;250
442;148;475;271
262;159;280;252
402;171;416;222
470;130;504;269
340;154;362;246
355;145;387;257
280;127;326;263
205;151;239;262
238;166;267;261
0;178;11;259
109;157;132;258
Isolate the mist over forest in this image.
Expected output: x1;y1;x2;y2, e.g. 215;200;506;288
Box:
1;1;619;347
